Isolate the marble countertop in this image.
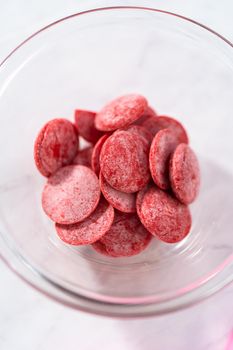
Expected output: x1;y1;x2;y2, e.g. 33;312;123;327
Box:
0;1;233;349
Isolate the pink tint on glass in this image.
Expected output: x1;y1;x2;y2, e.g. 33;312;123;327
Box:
226;331;233;350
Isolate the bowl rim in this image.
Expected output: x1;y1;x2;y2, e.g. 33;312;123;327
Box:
0;5;233;318
0;5;232;69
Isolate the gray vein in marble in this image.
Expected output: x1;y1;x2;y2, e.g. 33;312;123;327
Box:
35;311;63;350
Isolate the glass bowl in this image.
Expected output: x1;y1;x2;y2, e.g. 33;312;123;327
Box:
0;6;233;318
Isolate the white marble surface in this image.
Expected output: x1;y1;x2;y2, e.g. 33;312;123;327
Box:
0;1;233;349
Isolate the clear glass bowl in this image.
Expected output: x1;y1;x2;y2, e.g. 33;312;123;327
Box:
0;6;233;318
